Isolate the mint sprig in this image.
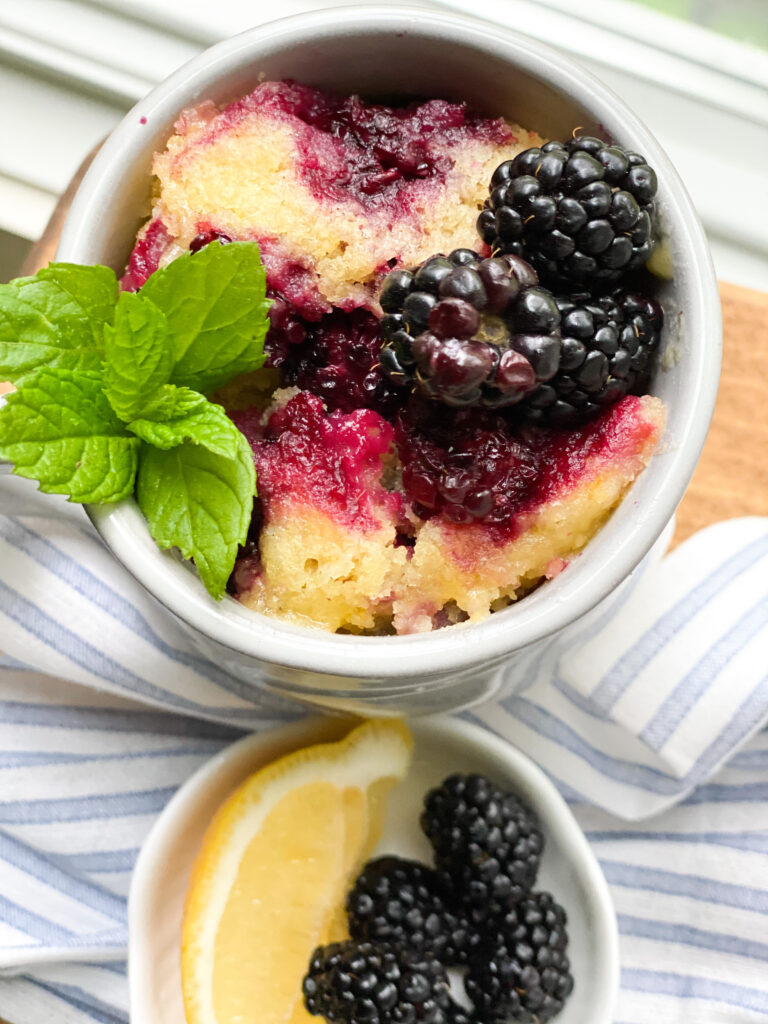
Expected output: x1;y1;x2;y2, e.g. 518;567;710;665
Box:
128;398;241;457
0;241;268;599
136;431;256;600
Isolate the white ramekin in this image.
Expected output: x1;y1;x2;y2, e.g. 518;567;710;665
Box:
57;5;721;714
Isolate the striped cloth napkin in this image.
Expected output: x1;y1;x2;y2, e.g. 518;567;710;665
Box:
1;470;768;1023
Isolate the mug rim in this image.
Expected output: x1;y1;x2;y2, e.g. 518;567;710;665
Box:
59;4;721;680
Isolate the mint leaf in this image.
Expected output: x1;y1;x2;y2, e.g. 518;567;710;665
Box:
31;263;118;328
0;263;117;383
0;368;139;502
131;384;207;422
136;431;256;599
141;241;269;394
103;292;173;421
129;395;241;458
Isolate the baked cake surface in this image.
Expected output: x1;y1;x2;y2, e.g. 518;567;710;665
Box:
232;392;663;634
125;81;667;635
123;81;543;314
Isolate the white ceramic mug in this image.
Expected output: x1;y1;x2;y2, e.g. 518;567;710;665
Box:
55;5;721;714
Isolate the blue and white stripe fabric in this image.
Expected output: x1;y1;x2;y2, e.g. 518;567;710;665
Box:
1;470;768;1022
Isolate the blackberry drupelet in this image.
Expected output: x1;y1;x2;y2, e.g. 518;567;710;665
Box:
520;288;664;426
465;892;574;1023
303;940;456;1024
379;249;561;409
421;774;543;922
347;856;479;965
478;136;657;288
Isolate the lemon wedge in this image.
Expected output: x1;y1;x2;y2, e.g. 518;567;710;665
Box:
182;719;413;1024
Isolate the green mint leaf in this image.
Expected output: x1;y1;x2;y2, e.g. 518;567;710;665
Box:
32;263;118;328
0;368;139;503
141;241;269;394
129;396;239;458
103;291;174;421
135;430;256;599
0;263;117;384
131;384;207;422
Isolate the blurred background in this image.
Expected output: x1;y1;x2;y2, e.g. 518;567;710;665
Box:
634;0;768;47
1;0;766;289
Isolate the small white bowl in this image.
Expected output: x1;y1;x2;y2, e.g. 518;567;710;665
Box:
128;717;619;1024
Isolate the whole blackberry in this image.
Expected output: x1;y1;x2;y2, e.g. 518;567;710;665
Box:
347;856;479;965
421;774;543;922
465;892;574;1023
303;940;455;1024
521;288;663;426
478;136;657;287
379;249;561;409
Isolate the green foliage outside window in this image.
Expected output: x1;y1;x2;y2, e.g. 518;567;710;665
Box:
628;0;768;50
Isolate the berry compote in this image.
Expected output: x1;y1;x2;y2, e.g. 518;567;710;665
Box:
230;391;404;535
396;394;658;540
224;80;513;207
269;307;401;419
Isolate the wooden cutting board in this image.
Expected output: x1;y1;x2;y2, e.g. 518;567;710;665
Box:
671;282;768;542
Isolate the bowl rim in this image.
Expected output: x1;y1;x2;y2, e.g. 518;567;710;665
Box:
59;3;721;680
127;715;620;1024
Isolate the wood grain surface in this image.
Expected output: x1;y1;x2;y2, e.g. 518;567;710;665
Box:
672;282;768;542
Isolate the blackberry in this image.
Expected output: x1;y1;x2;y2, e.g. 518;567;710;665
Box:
273;308;401;418
395;401;540;526
421;774;543;921
520;288;663;426
303;940;455;1024
188;229;232;252
266;291;309;353
379;249;561;409
347;856;479;965
478;136;657;287
465;892;574;1023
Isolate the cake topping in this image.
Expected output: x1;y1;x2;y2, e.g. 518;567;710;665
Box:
232;390;402;533
272;308;401;418
478;135;658;287
395;400;540;526
379;249;562;409
520;287;664;425
148;80;541;314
